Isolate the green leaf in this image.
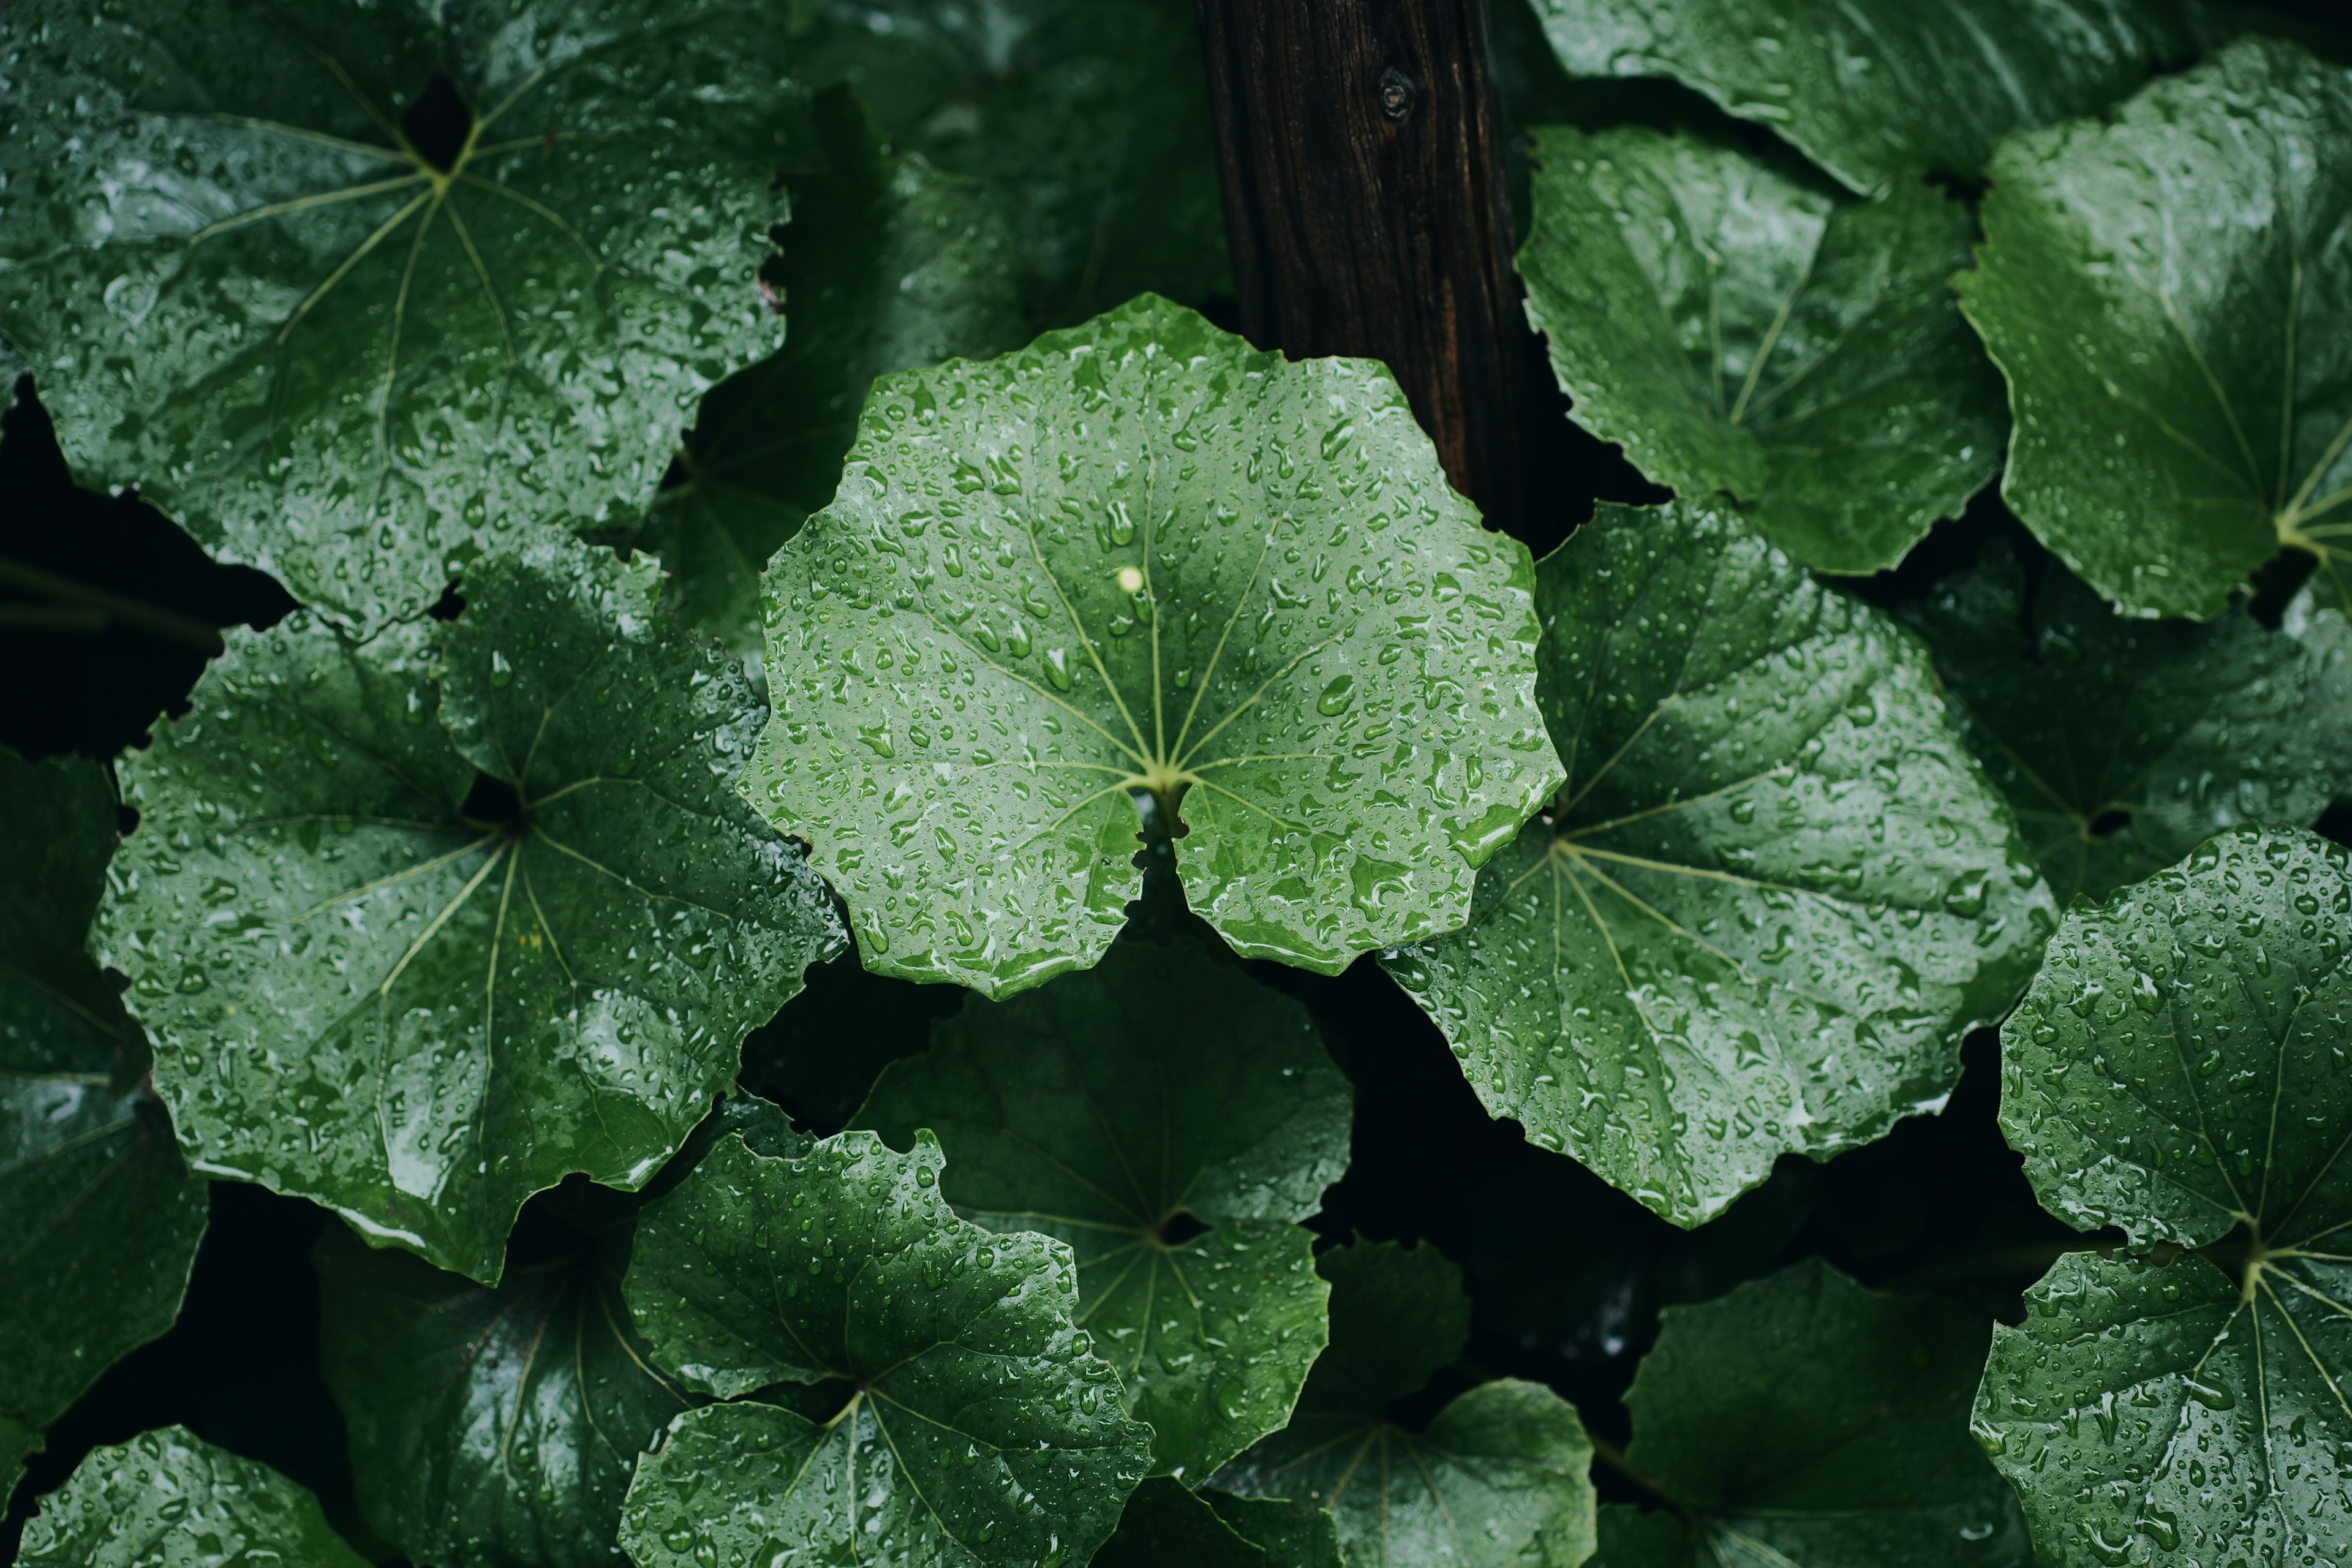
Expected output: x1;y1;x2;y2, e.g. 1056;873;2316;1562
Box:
1956;34;2352;621
1591;1258;2030;1568
1200;1493;1344;1568
0;0;804;631
1382;499;2054;1227
1897;533;2352;904
854;937;1352;1480
99;537;843;1282
745;293;1562;995
16;1426;370;1568
3;1413;35;1510
1980;826;2352;1567
638;86;1025;655
1091;1478;1264;1568
619;1131;1152;1567
1517;126;2002;575
1213;1241;1597;1568
0;749;207;1456
1525;0;2212;194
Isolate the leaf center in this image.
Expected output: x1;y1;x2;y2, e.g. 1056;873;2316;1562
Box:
401;74;475;178
459;771;528;840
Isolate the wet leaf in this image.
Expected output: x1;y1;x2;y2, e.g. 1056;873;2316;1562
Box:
619;1131;1151;1568
1200;1493;1344;1568
97;537;843;1282
1981;826;2352;1567
856;937;1352;1480
0;0;805;631
745;293;1561;996
1518;127;2000;575
1957;35;2352;620
1213;1240;1596;1568
1091;1477;1264;1568
1384;500;2055;1227
16;1426;369;1568
1591;1259;2031;1567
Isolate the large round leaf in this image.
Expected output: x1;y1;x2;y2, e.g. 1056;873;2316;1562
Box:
1213;1240;1597;1568
745;293;1561;995
17;1427;369;1568
99;537;843;1282
855;937;1351;1480
0;0;803;630
1518;126;2000;574
619;1131;1151;1568
1979;827;2352;1567
1958;35;2352;621
1383;500;2054;1227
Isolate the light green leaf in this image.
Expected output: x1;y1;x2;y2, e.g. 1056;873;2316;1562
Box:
638;86;1025;655
1898;533;2352;903
1517;126;2001;574
1091;1478;1264;1568
855;937;1351;1480
0;0;804;631
1383;500;2055;1227
1591;1258;2030;1568
1200;1493;1343;1568
1526;0;2213;194
1213;1241;1597;1568
1958;34;2352;621
17;1426;369;1568
99;537;843;1282
745;293;1561;996
619;1131;1152;1567
1;749;207;1466
1980;826;2352;1567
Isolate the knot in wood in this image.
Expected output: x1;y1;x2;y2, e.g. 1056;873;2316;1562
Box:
1376;66;1417;121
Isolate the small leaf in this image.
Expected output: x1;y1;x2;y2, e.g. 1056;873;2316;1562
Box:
17;1426;369;1568
745;293;1561;995
1518;126;2001;574
855;936;1352;1479
1092;1477;1265;1568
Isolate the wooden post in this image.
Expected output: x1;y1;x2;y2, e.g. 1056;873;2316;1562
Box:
1193;0;1526;539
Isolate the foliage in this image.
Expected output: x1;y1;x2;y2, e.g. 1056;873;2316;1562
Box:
17;1427;368;1568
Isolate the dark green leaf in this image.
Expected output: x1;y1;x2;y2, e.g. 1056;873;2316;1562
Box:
1980;826;2352;1566
99;537;842;1281
0;0;805;630
745;293;1561;995
1201;1493;1344;1568
1957;35;2352;620
856;937;1351;1480
1518;127;2000;575
16;1426;369;1568
1090;1478;1264;1568
1383;500;2054;1226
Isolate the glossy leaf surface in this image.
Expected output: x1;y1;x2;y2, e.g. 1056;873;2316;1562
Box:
620;1131;1150;1567
0;0;802;630
1518;126;2000;573
17;1427;369;1568
1958;36;2352;620
856;937;1351;1479
1384;500;2053;1226
1981;827;2352;1567
746;295;1561;995
100;538;842;1281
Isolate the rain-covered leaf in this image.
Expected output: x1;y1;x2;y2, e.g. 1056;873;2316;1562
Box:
856;937;1351;1480
1980;826;2352;1567
1590;1258;2030;1568
98;537;842;1283
1525;0;2212;194
1898;533;2352;903
1091;1478;1264;1568
15;1426;369;1568
1;748;207;1472
1517;126;2001;575
0;0;805;631
619;1131;1151;1568
1382;500;2054;1227
1214;1241;1597;1568
745;293;1561;996
1957;35;2352;621
636;86;1024;654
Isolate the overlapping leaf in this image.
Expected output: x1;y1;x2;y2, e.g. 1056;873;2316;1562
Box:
1384;500;2054;1226
1958;35;2352;620
1093;1479;1265;1568
745;293;1561;995
99;538;842;1282
856;937;1351;1479
1980;827;2352;1567
1214;1241;1597;1568
619;1131;1151;1567
1518;126;2001;573
0;0;805;630
17;1427;369;1568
